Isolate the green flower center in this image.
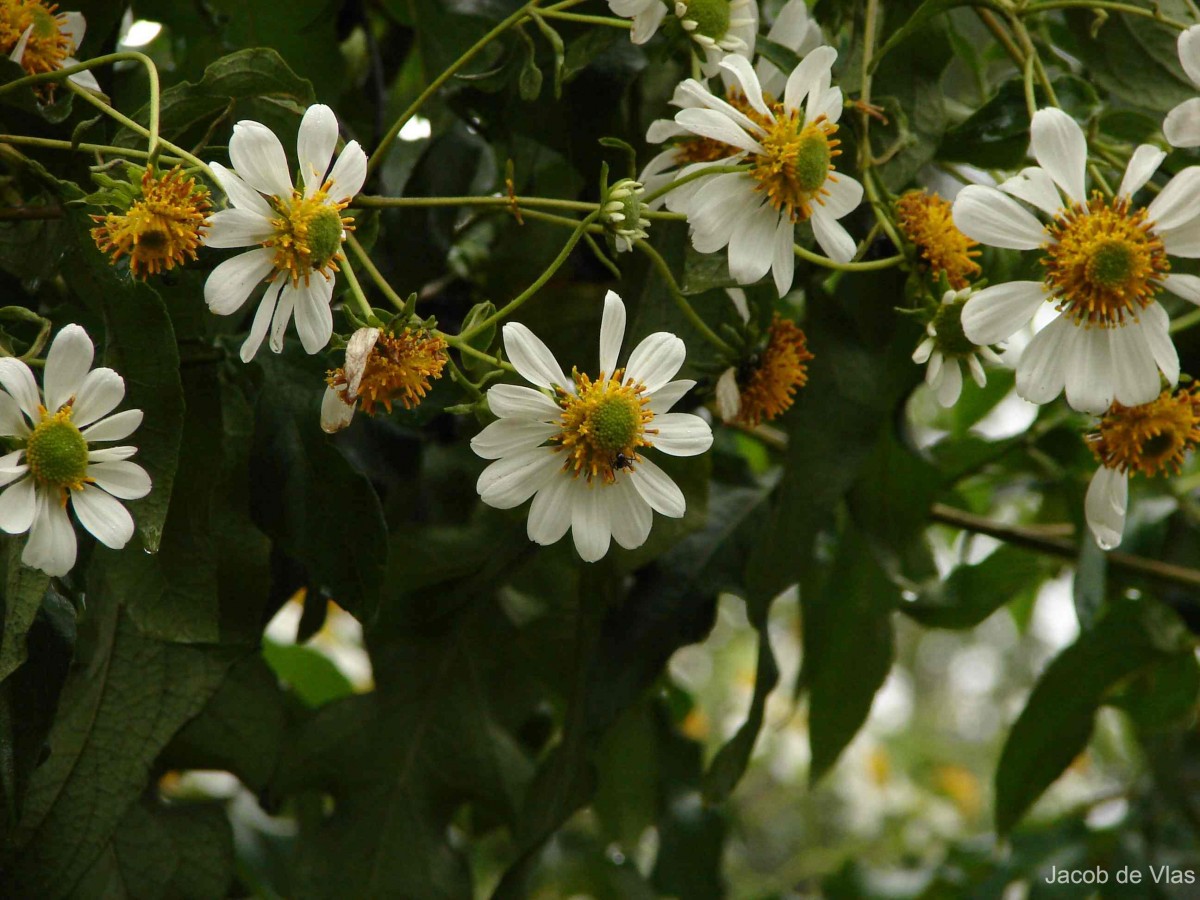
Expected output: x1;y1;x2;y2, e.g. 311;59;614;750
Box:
307;206;345;270
587;391;642;453
26;408;88;490
679;0;731;40
1086;240;1136;289
793;132;833;193
931;298;977;356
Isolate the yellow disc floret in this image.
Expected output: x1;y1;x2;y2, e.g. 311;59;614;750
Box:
265;185;353;286
735;315;813;426
554;370;656;482
1042;193;1168;327
895;191;981;289
326;328;448;415
26;405;88;498
750;113;839;223
1088;387;1200;477
0;0;72;95
91;167;212;279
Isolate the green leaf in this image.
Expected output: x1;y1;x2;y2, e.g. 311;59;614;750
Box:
871;0;1000;68
1073;537;1108;630
903;544;1049;629
804;529;897;783
0;539;50;684
2;602;231;895
994;599;1190;833
262;640;356;708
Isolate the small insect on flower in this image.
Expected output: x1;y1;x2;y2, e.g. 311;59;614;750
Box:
91;167;212;279
321;326;449;433
0;324;151;576
1084;387;1200;549
0;1;99;97
472;291;712;562
895;190;981;289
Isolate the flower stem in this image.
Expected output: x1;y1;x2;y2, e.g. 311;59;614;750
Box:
345;233;407;312
640;164;751;206
858;0;880;171
1019;0;1190;29
457;211;600;341
0;133;186;166
1170;307;1200;334
635;240;735;355
538;9;631;27
439;332;518;374
339;255;376;321
368;0;544;176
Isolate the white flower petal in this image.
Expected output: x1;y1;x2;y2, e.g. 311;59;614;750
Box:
599;291;626;376
1179;24;1200;87
783;45;837;114
1085;466;1127;551
626;333;686;393
81;409;142;443
675;108;765;155
320;386;356;433
934;357;962;407
952;185;1046;249
503;323;570;391
22;491;76;577
719;55;770;116
0;391;29;438
71;368;125;428
203;208;275;248
1064;327;1114;414
673;79;763;133
809;207;856;263
967;353;987;388
66;65;101;93
1119;145;1166;199
913;337;935;365
1138;303;1179;385
293;276;335;354
87;445;138;462
1015;314;1072;404
715;368;741;421
1110;322;1162;407
204;248;274;316
630;1;667;43
772;215;796;297
343;327;381;398
326;142;368;204
651;412;712;456
70;485;134;550
470;419;558;460
269;284;297;355
571;481;612;562
209;162;274;218
1148;166;1200;231
999;167;1062;217
649;379;696;415
961;281;1047;345
60;12;85;50
1159;216;1200;257
821;174;863;220
608;474;653;550
8;25;30;64
87;461;152;500
1164;98;1200;149
298;104;339;197
228;120;293;198
728;203;778;285
477;447;560;509
240;280;282;364
1165;272;1200;304
814;85;844;124
686;172;755;238
0;358;42;422
486;384;561;421
0;460;28;490
630;456;685;518
1030;108;1087;206
527;474;574;546
0;477;36;534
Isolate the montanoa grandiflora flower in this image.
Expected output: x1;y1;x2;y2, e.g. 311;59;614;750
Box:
0;1;99;97
472;291;712;562
203;104;367;363
953;108;1200;414
912;288;1001;408
0;325;150;576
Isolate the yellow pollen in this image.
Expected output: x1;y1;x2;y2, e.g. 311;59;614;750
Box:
554;370;655;483
0;0;71;97
326;329;448;415
735;316;813;426
25;404;89;502
1088;387;1200;478
1042;192;1168;327
895;191;981;289
91;167;211;279
750;112;839;222
264;183;353;287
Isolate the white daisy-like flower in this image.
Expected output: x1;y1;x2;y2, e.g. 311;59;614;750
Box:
1164;25;1200;148
912;288;1002;408
203;104;367;363
4;5;101;93
0;325;151;576
952;107;1200;414
1083;387;1200;550
320;327;378;433
640;0;823;200
606;0;668;44
643;48;860;297
471;291;713;562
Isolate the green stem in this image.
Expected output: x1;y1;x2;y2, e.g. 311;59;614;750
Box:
858;0;880;172
538;9;631;26
354;194;596;211
793;243;904;272
445;355;484;399
368;0;543;176
640;164;750;206
1170;307;1200;334
0;133;185;166
518;207;605;230
346;234;407;312
339;255;375;321
440;332;518;373
458;212;599;341
1019;0;1190;29
635;240;735;355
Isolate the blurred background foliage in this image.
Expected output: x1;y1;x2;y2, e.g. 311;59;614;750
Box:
0;0;1199;897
